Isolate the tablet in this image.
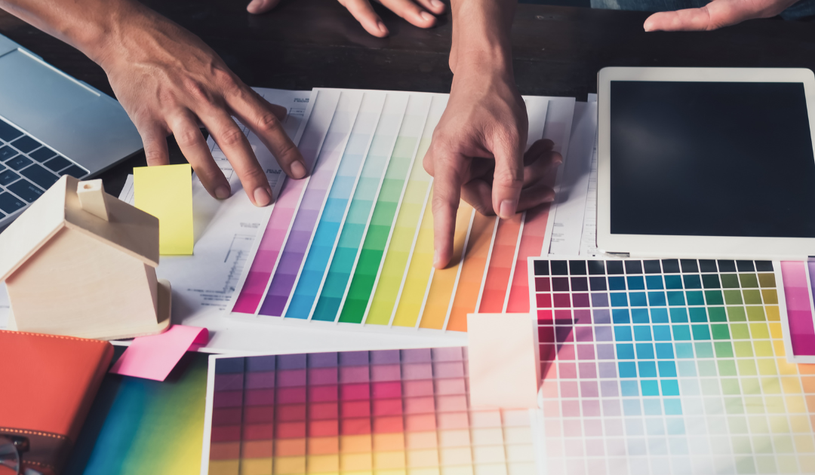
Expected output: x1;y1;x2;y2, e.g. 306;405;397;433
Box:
597;67;815;259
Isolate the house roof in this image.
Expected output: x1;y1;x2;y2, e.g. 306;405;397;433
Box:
0;176;159;282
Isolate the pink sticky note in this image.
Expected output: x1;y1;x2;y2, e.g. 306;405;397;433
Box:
110;325;208;381
467;313;540;409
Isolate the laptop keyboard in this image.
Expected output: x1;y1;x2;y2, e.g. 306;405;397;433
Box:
0;117;88;223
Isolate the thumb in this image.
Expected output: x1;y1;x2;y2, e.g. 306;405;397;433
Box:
247;0;282;14
491;136;525;220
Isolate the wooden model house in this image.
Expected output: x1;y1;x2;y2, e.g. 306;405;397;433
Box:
0;176;171;340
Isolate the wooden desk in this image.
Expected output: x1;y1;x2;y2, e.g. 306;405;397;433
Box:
1;0;813;196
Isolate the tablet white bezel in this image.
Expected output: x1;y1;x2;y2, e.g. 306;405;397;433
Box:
596;67;815;259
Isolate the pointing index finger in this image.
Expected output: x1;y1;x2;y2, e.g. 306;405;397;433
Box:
427;146;466;269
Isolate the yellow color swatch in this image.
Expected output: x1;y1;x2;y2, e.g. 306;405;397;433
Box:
134;164;194;255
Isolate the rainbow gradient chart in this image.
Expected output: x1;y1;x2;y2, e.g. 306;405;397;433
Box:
529;257;815;475
229;88;576;332
203;348;538;475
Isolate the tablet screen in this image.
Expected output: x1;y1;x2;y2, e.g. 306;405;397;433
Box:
610;81;815;238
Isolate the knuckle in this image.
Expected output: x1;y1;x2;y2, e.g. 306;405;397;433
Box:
144;147;166;165
494;163;523;185
174;127;202;148
256;112;282;133
218;127;245;147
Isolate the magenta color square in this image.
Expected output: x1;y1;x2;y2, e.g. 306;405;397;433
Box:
592;308;610;323
308;352;338;368
433;361;465;378
577;345;596;360
600;380;619;397
402;363;433;380
339;351;369;366
596;344;615;360
276;369;307;387
557;344;576;360
584;419;603;436
594;326;613;342
572;293;590;308
538;309;554;323
552;277;570;291
370;364;400;382
432;347;464;362
213;390;243;408
212;407;242;426
536;277;551;291
591;293;609;307
340;366;370;384
245;388;275;406
602;400;622;417
573;309;592;325
308;368;338;386
310;385;338;402
536;293;552;308
578;363;597;380
372;381;402;399
582;399;601;417
599;362;618;379
555;309;572;322
558;362;577;379
563;420;583;438
539;326;555;342
370;349;401;365
560;381;579;397
556;327;574;343
579;362;597;379
562;400;580;417
580;381;599;398
606;438;627;456
540;344;557;362
574;326;594;342
277;387;307;404
339;383;370;401
214;374;244;392
553;293;572;308
401;348;432;363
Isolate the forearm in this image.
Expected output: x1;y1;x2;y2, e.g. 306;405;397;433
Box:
0;0;162;68
449;0;516;75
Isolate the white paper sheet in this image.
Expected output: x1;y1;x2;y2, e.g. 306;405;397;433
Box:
0;284;8;329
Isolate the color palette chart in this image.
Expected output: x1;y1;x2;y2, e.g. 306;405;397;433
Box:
778;261;815;364
529;257;815;475
203;348;538;475
230;88;576;333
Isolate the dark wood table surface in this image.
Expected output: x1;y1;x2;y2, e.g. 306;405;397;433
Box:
1;0;813;195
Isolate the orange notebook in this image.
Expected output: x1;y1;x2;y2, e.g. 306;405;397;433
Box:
0;330;113;475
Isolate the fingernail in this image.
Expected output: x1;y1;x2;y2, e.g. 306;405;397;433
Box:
215;185;231;200
420;11;435;22
291;161;307;179
247;0;262;12
377;21;389;35
499;199;517;219
254;187;272;206
431;0;444;8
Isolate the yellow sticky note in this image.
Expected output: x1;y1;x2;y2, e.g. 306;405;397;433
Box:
467;313;540;409
134;164;194;255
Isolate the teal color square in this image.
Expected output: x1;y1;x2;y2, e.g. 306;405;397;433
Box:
616;344;635;359
667;291;686;306
683;274;702;289
612;309;630;323
619;362;637;377
648;292;667;306
638;361;657;377
653;326;672;341
627;276;645;290
686;291;705;306
634;326;652;341
636;343;655;359
655;343;674;358
664;399;683;415
610;293;628;307
643;399;662;415
661;380;680;396
674;343;694;358
691;325;711;340
646;275;664;289
641;380;660;396
629;292;647;306
608;276;626;290
670;308;688;323
614;326;633;341
665;275;683;289
689;307;708;322
658;361;677;377
672;325;691;340
650;308;669;323
631;308;650;323
704;291;724;305
694;342;714;357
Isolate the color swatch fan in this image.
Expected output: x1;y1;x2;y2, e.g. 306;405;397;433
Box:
529;257;815;475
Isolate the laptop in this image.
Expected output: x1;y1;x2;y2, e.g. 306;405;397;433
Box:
596;67;815;259
0;33;142;229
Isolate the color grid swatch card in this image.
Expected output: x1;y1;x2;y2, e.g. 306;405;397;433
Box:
202;349;538;475
528;257;815;475
229;88;576;333
778;261;815;364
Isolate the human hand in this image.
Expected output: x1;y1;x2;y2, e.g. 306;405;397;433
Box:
423;67;562;269
643;0;798;31
246;0;446;37
97;5;307;206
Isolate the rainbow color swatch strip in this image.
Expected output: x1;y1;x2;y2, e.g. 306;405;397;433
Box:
529;257;815;475
230;89;574;332
204;348;537;475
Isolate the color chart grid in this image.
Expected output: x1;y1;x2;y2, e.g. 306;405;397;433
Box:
529;257;815;475
778;261;815;364
203;348;538;475
229;89;576;333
